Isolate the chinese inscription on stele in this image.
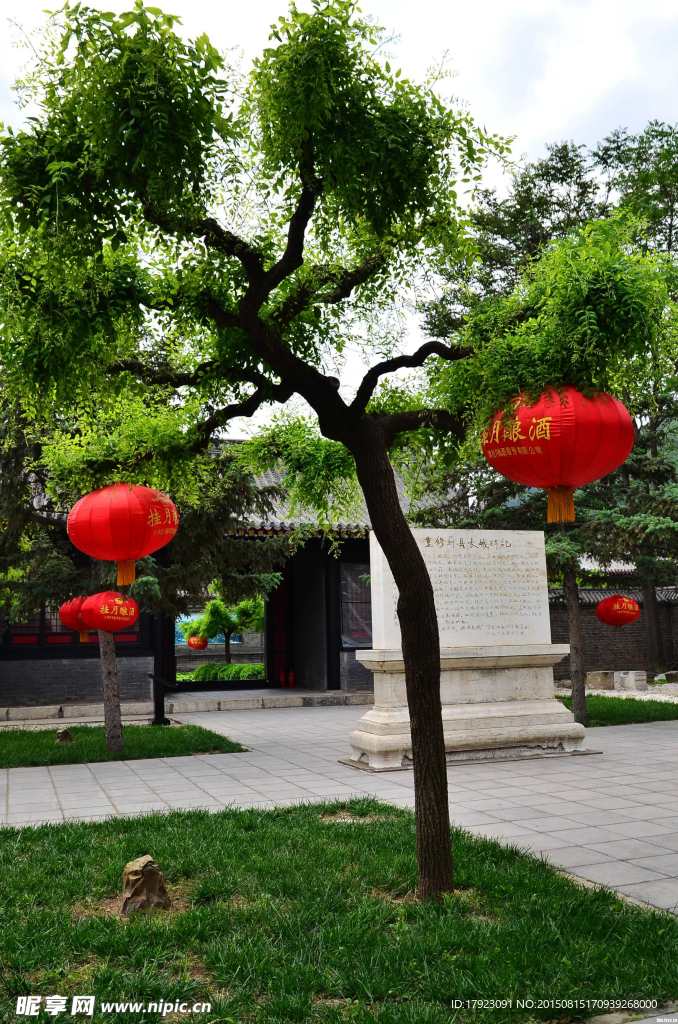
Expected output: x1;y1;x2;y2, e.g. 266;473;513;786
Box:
370;528;552;649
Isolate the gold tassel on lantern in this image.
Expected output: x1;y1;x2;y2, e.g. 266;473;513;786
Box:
79;631;89;643
117;560;136;585
547;486;575;523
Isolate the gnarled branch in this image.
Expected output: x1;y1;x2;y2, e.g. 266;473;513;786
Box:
316;250;388;305
109;359;221;388
190;381;294;452
270;249;390;327
142;203;265;284
376;407;467;448
352;341;473;415
256;185;321;304
375;408;466;448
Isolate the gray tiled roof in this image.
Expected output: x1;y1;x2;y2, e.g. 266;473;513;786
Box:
549;587;678;606
242;466;419;534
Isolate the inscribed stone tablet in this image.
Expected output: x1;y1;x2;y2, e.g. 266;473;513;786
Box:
370;528;551;649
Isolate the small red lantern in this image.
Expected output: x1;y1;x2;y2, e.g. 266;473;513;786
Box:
80;591;139;633
596;594;641;627
67;483;179;586
187;635;208;650
482;388;634;522
59;597;90;642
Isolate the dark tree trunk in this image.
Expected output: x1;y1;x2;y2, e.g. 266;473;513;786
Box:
225;629;234;663
350;422;454;900
642;584;665;684
99;630;124;752
562;566;587;724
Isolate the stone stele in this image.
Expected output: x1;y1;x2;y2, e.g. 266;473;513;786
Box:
352;528;584;769
120;855;172;917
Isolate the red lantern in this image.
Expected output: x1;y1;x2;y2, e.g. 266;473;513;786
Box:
81;591;139;633
596;594;641;627
187;635;208;650
482;388;634;522
58;597;90;642
67;483;179;586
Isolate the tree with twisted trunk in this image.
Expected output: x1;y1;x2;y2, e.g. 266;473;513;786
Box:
0;2;666;897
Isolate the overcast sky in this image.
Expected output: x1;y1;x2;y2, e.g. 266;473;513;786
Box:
3;0;678;160
2;0;677;430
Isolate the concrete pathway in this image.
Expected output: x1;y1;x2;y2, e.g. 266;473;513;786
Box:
4;707;678;912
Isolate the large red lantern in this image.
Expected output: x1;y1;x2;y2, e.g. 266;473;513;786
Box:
482;388;634;523
187;635;208;650
81;591;139;632
67;483;179;585
58;597;90;642
596;594;641;627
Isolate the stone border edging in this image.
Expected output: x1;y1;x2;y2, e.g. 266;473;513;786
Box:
0;691;375;723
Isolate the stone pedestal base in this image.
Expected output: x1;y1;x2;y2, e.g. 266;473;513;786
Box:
352;645;585;770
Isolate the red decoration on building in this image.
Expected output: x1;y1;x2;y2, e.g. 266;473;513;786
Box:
481;387;634;522
58;597;90;642
67;483;179;586
80;591;139;632
596;594;641;627
187;635;208;650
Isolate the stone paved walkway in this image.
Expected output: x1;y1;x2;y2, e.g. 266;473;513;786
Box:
4;707;678;912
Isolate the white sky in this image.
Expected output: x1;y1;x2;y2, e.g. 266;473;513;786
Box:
2;0;677;432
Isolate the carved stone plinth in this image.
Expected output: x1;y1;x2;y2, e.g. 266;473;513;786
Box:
351;644;585;769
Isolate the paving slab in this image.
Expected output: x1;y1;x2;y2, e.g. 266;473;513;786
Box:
5;708;678;911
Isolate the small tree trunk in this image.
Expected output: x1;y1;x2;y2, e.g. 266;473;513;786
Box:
225;629;234;663
350;423;453;900
99;630;124;752
562;566;587;724
642;583;664;684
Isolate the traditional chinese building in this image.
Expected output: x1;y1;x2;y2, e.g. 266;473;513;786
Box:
4;467;678;707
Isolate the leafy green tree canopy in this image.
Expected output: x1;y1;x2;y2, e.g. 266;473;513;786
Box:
427;217;678;440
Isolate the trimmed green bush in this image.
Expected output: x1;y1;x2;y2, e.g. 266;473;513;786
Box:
188;662;265;682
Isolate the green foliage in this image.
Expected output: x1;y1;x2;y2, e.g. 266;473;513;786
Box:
415;128;678;599
185;661;265;682
0;237;147;396
0;724;243;769
544;533;584;579
179;597;266;643
557;694;678;726
0;0;506;551
431;217;678;432
250;1;502;237
0;412;289;626
1;800;676;1022
595;121;678;254
422;141;607;336
242;416;362;525
1;2;233;243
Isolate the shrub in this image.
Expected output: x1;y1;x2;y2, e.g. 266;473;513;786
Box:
191;662;265;682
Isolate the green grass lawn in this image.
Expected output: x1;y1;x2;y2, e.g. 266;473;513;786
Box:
0;800;675;1023
557;693;678;726
0;724;244;769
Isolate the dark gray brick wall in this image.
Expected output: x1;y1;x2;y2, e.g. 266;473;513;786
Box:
550;604;677;679
0;657;154;707
340;651;373;692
